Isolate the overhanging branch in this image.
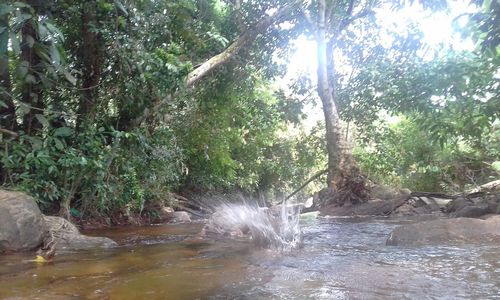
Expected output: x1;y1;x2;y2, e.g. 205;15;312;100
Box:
185;0;302;88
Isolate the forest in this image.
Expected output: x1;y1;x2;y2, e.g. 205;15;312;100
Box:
0;0;498;223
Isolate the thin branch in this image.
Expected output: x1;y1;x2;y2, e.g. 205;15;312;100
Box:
0;127;19;138
17;102;79;117
301;7;316;32
283;168;328;202
326;0;338;23
338;8;374;33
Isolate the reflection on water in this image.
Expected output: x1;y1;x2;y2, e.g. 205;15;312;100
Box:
1;218;499;299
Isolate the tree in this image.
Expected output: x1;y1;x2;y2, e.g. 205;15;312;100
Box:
0;6;15;132
299;0;376;193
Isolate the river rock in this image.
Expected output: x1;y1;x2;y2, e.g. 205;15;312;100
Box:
320;198;408;217
44;216;117;252
0;190;48;253
445;193;499;218
371;185;411;200
386;216;500;246
169;211;191;223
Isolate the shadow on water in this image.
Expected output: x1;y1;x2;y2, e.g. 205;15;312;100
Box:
0;214;499;299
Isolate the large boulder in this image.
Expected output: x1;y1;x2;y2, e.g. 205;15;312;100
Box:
0;190;48;253
386;216;500;246
44;216;117;252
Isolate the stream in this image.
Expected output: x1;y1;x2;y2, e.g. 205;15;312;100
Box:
0;217;499;299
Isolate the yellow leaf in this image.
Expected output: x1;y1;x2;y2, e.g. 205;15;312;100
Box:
34;255;48;263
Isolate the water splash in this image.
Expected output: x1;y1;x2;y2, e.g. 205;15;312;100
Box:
202;202;303;251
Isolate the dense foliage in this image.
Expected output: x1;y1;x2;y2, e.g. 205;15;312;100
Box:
0;0;498;220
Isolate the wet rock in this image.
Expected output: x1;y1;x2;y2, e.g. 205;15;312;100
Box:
453;206;491;218
0;190;49;253
371;185;411;200
44;216;117;252
390;196;447;217
320;198;408;217
170;211;191;223
443;197;471;213
445;193;499;218
386;216;500;246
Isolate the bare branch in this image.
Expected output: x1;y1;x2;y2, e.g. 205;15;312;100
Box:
0;127;19;138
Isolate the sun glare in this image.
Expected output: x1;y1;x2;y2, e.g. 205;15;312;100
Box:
280;0;478;129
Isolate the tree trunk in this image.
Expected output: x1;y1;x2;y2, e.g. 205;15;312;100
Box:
20;18;44;134
0;13;16;131
77;1;101;129
315;0;353;190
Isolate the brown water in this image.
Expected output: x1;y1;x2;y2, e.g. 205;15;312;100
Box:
1;217;499;299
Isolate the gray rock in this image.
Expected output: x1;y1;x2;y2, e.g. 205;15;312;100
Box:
0;190;48;253
453;206;491;218
44;216;117;252
371;185;411;200
444;197;472;213
386;216;500;246
320;198;408;217
170;211;191;223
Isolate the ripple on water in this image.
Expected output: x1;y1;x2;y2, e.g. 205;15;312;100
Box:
1;217;499;299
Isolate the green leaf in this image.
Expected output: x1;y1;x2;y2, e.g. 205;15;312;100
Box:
70;207;80;217
26;136;42;150
63;70;76;85
12;2;31;9
9;32;20;54
54;127;74;137
0;100;6;108
33;43;51;63
53;138;64;150
37;23;48;39
15;13;31;25
0;4;15;17
49;43;60;66
492;161;500;172
114;0;128;16
35;114;49;128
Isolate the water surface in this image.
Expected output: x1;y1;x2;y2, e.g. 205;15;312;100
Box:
1;217;499;299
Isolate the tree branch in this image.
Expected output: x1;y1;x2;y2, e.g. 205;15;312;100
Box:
301;6;316;32
0;127;19;138
284;169;328;202
338;8;374;33
134;0;302;127
185;0;301;88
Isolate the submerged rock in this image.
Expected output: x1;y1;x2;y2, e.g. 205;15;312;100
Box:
44;216;117;252
386;216;500;246
0;190;49;253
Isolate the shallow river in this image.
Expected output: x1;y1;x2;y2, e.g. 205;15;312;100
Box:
1;217;499;299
